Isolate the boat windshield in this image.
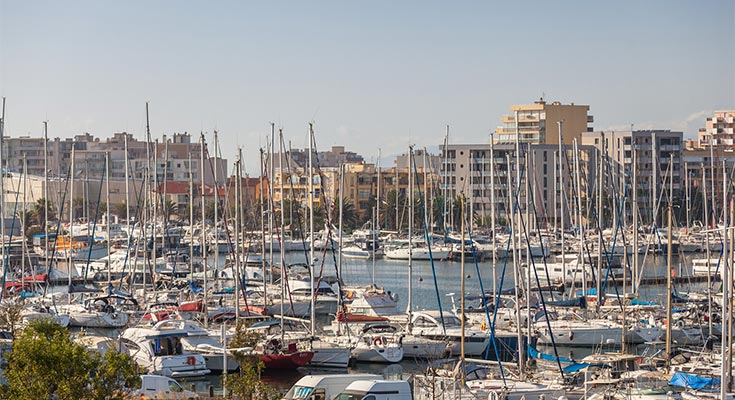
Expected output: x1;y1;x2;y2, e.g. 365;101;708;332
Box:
151;337;183;356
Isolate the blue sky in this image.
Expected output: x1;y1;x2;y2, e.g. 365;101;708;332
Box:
1;0;733;174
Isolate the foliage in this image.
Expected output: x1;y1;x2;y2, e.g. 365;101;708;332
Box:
30;198;56;228
225;320;279;400
110;201;129;220
3;319;139;400
162;199;179;222
0;297;24;339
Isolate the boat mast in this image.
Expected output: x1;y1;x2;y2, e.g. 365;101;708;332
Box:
723;158;731;398
665;154;673;367
685;162;690;233
44;121;49;268
0;97;5;298
489;133;496;295
308;123;316;335
233;152;241;324
633;144;639;294
460;193;466;386
702;161;712;337
106;152;111;285
513;108;525;378
597;136;604;312
69;146;75;303
213;131;220;290
338;164;344;282
124;133;130;246
278;129;287;341
377;147;381;232
189;151;194;278
259;148;267;299
200;133;208;328
407;146;413;319
558;121;566;293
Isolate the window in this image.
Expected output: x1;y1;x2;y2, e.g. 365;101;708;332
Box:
168;381;183;392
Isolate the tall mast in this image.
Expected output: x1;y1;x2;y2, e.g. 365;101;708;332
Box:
652;131;657;227
278;129;287;338
189;151;194;278
105;152;111;285
376;148;381;231
44;120;49;267
234;155;241;325
259;149;267;299
124;133;130;242
633;144;639;294
722;159;730;399
0;97;5;298
558;121;566;290
597;137;604;311
69;146;75;303
460;193;466;386
665;154;673;367
489;133;496;295
725;160;733;391
338;164;344;282
269;124;275;286
685;162;690;233
213;131;220;290
308;123;316;334
144;103;151;290
200;133;208;328
702;161;712;337
407;146;413;318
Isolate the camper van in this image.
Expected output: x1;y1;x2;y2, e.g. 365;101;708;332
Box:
283;374;382;400
333;380;411;400
134;375;199;399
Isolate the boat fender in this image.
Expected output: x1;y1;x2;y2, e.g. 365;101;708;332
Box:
373;337;383;346
346;290;354;300
568;331;574;341
186;356;196;366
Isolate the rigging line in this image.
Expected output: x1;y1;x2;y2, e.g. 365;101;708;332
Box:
82;156;107;284
513;150;565;378
411;147;447;334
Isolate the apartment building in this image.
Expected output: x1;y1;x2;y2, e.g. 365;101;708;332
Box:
581;130;683;225
439;142;593;229
697;110;735;148
494;98;593;145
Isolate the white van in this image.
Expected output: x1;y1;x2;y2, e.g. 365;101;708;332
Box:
135;375;199;399
333;380;412;400
283;374;383;400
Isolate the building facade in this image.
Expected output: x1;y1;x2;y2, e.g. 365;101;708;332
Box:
494;98;593;145
698;110;735;148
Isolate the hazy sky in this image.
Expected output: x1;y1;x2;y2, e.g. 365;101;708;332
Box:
1;1;733;174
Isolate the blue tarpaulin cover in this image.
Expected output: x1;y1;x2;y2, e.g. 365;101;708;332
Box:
527;345;574;363
669;372;720;389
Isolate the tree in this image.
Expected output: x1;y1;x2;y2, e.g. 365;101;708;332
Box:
0;297;24;339
162;199;179;222
338;197;359;230
225;320;279;400
3;319;139;400
110;201;129;221
31;198;56;227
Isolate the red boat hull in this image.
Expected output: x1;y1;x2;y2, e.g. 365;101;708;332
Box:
259;351;314;369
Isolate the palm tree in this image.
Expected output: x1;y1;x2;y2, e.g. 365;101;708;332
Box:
162;199;179;222
31;198;55;227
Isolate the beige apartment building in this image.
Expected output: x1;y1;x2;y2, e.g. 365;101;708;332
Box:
494;98;593;145
698;110;735;148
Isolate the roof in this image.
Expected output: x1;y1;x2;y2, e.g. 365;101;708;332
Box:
156;181;190;195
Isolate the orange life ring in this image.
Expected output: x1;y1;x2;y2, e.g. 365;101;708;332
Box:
373;337;383;346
